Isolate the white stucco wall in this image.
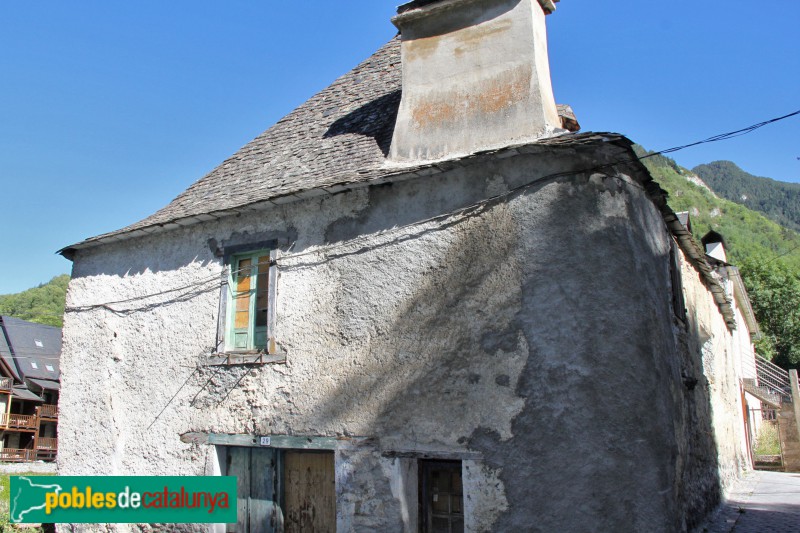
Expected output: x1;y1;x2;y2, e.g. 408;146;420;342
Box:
677;246;752;494
59;144;753;531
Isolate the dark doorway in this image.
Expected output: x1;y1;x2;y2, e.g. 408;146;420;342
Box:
419;460;464;533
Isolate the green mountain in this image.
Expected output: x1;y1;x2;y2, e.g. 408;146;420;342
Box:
635;147;800;272
636;147;800;368
0;274;70;327
692;161;800;233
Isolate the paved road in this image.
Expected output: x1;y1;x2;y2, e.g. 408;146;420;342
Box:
699;470;800;532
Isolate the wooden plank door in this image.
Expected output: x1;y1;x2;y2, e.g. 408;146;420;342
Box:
284;451;336;533
227;447;251;533
250;448;282;533
226;447;281;533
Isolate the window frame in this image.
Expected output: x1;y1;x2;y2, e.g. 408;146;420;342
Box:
224;248;278;354
419;459;464;533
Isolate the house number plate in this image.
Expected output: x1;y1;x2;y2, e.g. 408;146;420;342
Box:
259;436;271;446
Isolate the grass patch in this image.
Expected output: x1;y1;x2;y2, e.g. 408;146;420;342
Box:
754;422;782;456
0;472;49;532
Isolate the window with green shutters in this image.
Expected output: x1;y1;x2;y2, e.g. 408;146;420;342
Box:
226;250;277;353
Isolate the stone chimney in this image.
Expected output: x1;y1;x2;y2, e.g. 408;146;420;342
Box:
389;0;564;163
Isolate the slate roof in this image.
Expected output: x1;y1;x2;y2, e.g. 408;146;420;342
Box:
11;385;43;402
0;324;20;382
0;316;61;381
398;0;559;15
59;34;601;257
27;378;61;391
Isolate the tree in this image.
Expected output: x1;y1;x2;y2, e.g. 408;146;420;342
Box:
0;275;70;327
739;257;800;369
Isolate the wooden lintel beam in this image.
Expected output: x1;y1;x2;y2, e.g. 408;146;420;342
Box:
180;432;371;450
381;449;482;460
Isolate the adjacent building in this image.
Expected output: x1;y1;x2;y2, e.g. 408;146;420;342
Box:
58;0;764;531
0;316;60;462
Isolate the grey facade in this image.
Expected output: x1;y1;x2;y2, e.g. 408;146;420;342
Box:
58;1;757;531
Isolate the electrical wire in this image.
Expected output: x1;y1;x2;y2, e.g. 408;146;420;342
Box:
0;109;794;320
651;109;800;157
764;243;800;265
65;273;223;312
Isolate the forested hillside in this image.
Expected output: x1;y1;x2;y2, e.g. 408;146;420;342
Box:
0;274;70;327
693;161;800;232
636;147;800;272
636;147;800;368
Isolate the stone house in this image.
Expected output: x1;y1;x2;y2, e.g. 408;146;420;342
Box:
59;0;764;531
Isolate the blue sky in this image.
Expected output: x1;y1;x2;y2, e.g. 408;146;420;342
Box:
1;0;798;294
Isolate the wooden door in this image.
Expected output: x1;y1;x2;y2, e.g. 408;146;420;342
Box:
226;447;282;533
420;461;464;533
284;451;336;533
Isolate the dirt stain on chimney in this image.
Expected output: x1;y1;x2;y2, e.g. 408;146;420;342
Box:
405;34;442;62
410;65;531;129
406;18;514;61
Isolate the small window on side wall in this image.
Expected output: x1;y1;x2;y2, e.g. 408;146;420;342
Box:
226;249;277;353
670;240;687;322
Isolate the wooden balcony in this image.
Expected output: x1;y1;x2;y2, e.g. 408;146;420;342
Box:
36;449;57;461
35;437;57;460
38;404;58;419
0;413;38;430
0;444;56;462
0;448;36;462
36;437;57;451
0;377;12;392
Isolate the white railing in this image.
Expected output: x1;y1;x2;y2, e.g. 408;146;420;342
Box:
756;355;790;393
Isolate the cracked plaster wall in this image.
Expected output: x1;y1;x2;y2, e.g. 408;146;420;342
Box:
60;146;744;531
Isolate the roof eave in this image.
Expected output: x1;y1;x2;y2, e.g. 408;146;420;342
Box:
726;265;761;339
58;131;617;256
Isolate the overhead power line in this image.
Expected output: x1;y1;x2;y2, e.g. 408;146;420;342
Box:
765;243;800;265
650;109;800;158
